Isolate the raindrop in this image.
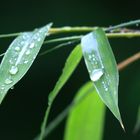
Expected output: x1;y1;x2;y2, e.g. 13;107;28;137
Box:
20;41;25;45
90;69;104;82
11;86;14;90
136;23;139;27
1;86;5;90
5;78;13;84
88;55;92;59
29;43;35;48
24;60;28;64
9;59;14;64
9;66;18;75
105;87;108;91
37;38;41;42
102;81;108;91
15;47;20;51
25;50;31;55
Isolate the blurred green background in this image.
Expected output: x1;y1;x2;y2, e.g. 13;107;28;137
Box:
0;0;140;139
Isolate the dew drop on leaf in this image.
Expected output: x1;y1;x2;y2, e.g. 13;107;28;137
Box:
9;66;18;75
5;78;13;84
90;69;104;82
37;38;41;42
24;60;28;64
25;50;31;55
29;43;35;48
15;47;20;51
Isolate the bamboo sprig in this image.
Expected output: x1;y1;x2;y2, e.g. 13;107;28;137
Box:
34;51;140;140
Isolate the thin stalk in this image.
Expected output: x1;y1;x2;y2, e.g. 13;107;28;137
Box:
43;32;140;45
0;32;21;38
44;36;82;44
118;52;140;70
40;41;78;56
105;19;140;32
0;19;140;38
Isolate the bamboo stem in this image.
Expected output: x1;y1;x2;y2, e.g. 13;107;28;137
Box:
118;52;140;70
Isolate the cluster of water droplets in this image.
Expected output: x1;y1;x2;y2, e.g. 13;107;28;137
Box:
85;52;110;92
0;23;52;97
3;32;42;86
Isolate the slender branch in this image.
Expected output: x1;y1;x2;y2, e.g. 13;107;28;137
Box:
105;19;140;32
49;26;99;34
0;19;140;38
44;36;82;44
118;52;140;70
40;41;78;56
44;32;140;45
0;32;22;38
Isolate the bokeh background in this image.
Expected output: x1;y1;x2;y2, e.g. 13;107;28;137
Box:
0;0;140;139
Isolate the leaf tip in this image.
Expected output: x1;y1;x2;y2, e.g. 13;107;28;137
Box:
48;22;53;27
120;120;125;132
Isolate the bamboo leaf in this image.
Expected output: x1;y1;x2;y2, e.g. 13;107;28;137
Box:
81;28;124;128
48;45;82;104
64;82;105;140
133;105;140;134
39;45;83;140
0;23;52;104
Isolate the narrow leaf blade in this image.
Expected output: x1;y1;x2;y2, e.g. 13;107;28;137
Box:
0;23;52;104
38;45;83;140
81;28;123;127
64;82;105;140
133;105;140;133
48;45;82;104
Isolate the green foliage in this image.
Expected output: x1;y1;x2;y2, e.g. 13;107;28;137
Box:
81;28;123;128
0;23;52;104
39;45;82;140
64;82;105;140
0;20;140;140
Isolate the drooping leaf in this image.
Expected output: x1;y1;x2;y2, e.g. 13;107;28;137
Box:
0;23;52;104
133;105;140;133
81;28;124;128
39;45;83;140
64;82;105;140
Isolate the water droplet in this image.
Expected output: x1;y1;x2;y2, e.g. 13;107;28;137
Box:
102;81;108;91
20;41;25;45
15;47;20;51
105;87;108;91
90;69;104;82
25;50;31;55
37;38;41;42
29;43;35;48
24;60;28;64
9;59;14;64
1;86;5;90
5;78;13;84
136;23;139;27
11;86;14;90
9;66;18;75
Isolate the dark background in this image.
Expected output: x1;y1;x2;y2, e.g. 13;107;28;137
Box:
0;0;140;140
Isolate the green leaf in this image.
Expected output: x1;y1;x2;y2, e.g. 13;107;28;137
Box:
0;23;52;104
133;105;140;133
48;45;82;104
64;82;105;140
39;45;83;140
81;28;124;128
